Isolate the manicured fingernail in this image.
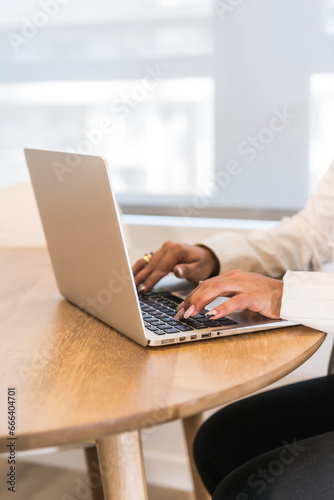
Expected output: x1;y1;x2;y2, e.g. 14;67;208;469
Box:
176;266;183;276
205;309;217;317
174;308;185;320
184;305;195;319
199;280;204;285
138;284;146;293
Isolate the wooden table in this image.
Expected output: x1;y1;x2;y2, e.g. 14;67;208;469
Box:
0;249;326;500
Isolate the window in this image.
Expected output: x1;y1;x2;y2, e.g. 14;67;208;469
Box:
325;0;334;33
1;0;214;212
0;78;213;196
1;0;334;219
310;74;334;190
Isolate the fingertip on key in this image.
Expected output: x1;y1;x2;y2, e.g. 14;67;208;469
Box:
174;308;185;320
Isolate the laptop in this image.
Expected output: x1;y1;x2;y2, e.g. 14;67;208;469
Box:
24;149;296;347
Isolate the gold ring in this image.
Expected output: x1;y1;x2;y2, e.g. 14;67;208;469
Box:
143;252;153;264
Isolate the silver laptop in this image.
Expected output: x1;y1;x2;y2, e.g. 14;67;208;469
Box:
24;148;296;347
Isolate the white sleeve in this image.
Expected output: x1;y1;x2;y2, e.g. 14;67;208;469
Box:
281;271;334;335
200;162;334;277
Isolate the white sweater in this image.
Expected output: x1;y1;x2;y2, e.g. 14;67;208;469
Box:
201;162;334;334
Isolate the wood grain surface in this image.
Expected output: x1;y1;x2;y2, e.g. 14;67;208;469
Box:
0;248;326;453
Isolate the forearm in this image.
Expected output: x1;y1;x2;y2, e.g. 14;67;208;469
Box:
200;211;331;278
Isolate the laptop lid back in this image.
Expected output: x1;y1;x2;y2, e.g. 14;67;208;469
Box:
25;149;148;346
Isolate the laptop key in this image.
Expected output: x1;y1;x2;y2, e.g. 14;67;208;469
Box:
145;324;166;335
140;306;151;312
145;317;160;323
146;325;162;333
159;324;178;331
165;328;180;334
150;312;165;318
160;308;175;316
145;300;158;306
174;324;193;331
145;324;157;330
158;315;172;322
164;302;178;308
181;319;208;329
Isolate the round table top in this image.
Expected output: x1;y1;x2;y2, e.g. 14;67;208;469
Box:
0;248;326;452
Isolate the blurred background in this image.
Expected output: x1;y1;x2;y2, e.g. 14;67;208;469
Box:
1;0;334;220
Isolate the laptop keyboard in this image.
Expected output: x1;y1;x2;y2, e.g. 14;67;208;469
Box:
139;291;237;336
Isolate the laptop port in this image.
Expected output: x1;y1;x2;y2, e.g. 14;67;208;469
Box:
216;331;221;335
179;337;186;342
161;339;174;344
190;335;197;340
201;333;211;339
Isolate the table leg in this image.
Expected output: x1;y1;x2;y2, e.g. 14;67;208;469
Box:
182;414;210;500
96;430;148;500
84;445;105;500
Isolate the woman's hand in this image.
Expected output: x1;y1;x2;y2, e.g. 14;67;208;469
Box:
175;269;284;320
132;241;219;293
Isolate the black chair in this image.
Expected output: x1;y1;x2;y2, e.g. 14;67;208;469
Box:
212;428;334;500
194;339;334;499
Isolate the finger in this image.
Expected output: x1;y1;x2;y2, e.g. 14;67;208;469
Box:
173;261;206;282
136;250;184;291
175;281;204;311
206;294;249;319
140;268;169;293
132;258;148;276
175;280;214;312
179;278;244;316
133;247;167;287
